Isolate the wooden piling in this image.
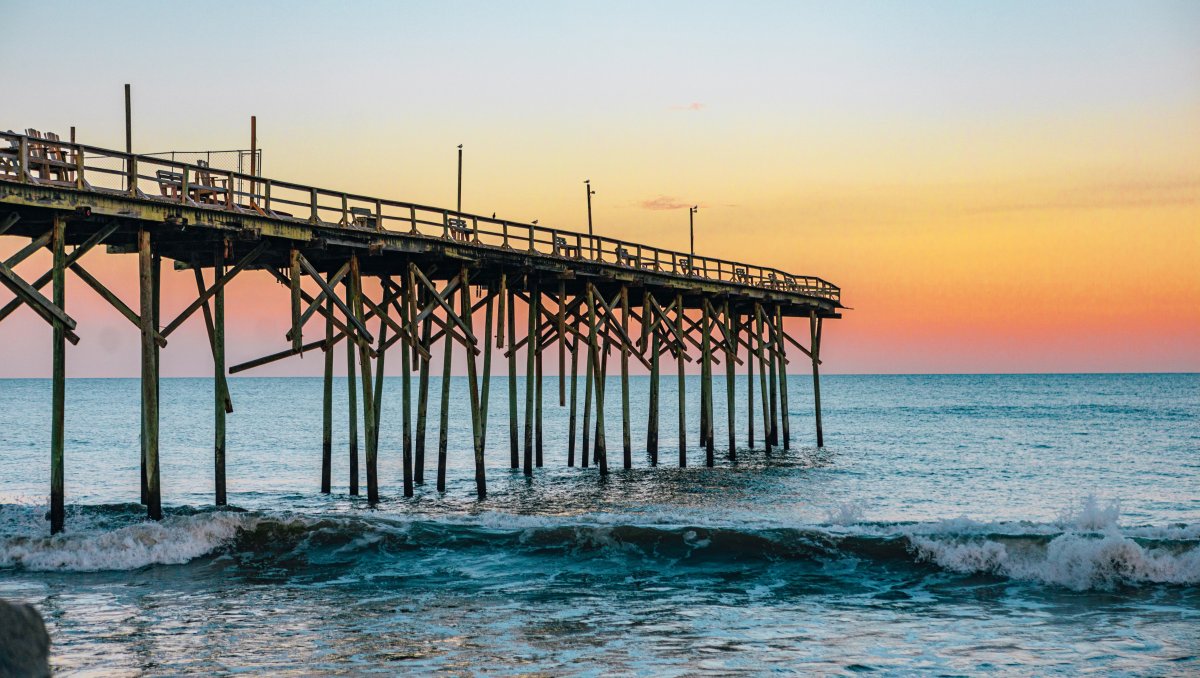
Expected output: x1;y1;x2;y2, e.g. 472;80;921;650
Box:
523;281;536;476
620;286;631;469
401;274;415;497
765;305;779;448
138;229;162;520
415;283;432;484
746;314;755;449
507;288;519;468
479;291;494;452
776;305;791;450
723;301;736;461
754;304;771;449
351;257;378;504
810;310;824;448
460;266;486;499
558;280;566;407
701;300;714;467
587;284;607;475
676;294;687;467
49;216;65;534
437;283;453;493
321;280;333;494
372;280;388;462
535;325;544;468
647;296;660;466
581;295;594;469
346;280;359;495
567;316;580;466
594;303;609;467
213;244;227;505
289;248;302;352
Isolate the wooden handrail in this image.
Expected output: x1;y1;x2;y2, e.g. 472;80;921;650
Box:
0;131;840;302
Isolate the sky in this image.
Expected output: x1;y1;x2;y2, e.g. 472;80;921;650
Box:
1;0;1198;376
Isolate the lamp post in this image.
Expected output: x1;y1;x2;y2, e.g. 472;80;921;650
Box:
689;205;698;263
584;179;595;259
456;144;463;214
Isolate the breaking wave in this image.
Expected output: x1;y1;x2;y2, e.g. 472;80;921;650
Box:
1;499;1197;591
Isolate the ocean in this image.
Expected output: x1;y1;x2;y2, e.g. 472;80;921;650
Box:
0;373;1197;675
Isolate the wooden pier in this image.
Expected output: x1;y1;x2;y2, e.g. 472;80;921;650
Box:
0;129;841;534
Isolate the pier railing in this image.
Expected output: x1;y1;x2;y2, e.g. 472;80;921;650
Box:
0;131;840;302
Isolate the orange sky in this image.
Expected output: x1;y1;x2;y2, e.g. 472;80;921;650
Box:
1;1;1197;376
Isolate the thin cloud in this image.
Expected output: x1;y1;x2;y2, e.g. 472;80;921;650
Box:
966;178;1200;215
669;102;705;112
640;196;692;211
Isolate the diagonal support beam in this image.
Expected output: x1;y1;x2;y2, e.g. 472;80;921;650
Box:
161;241;269;338
296;252;374;344
411;264;478;347
0;213;18;236
4;230;53;269
71;261;167;347
0;260;79;340
286;261;350;342
0;223;119;325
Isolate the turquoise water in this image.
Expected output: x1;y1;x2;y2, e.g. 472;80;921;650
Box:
1;373;1198;674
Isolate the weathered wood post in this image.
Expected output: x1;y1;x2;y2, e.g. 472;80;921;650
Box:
810;309;824;448
647;295;661;466
346;279;359;495
523;280;536;476
567;317;580;466
594;303;610;467
676;294;687;467
289;248;302;353
558;280;566;407
581;293;594;468
138;229;162;520
723;300;736;460
620;286;632;469
746;314;755;449
50;216;66;533
535;324;544;468
587;283;607;475
775;305;791;450
415;281;432;484
437;281;453;493
701;300;714;466
460;266;486;499
321;284;333;494
507;287;519;468
351;257;378;504
479;290;495;452
213;244;227;505
401;274;416;497
372;281;389;463
754;304;771;449
765;305;779;448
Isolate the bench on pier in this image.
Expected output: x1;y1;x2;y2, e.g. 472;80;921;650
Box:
446;217;471;241
192;160;230;205
553;236;580;258
677;256;700;277
733;267;750;284
0;135;16;177
615;245;638;267
23;129;76;183
154;161;230;206
349;207;378;229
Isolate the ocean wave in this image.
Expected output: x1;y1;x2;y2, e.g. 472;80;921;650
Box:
1;502;1197;591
